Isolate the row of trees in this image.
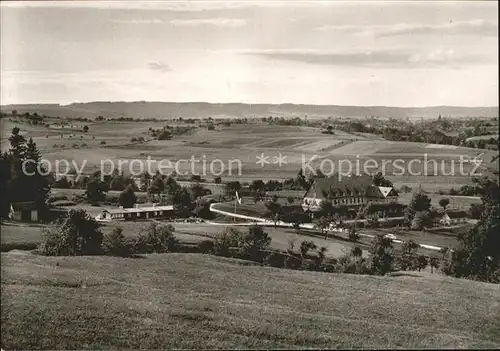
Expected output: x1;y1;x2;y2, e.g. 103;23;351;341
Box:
332;117;498;149
38;210;179;256
149;125;196;140
35;208;429;277
0;127;50;218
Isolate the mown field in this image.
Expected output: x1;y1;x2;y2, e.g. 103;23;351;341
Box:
2;252;499;349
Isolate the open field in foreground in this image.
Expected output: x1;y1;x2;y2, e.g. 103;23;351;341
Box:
2;252;499;349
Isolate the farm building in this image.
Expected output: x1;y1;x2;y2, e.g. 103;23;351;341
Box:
9;202;39;222
95;204;174;222
302;175;399;212
438;211;469;226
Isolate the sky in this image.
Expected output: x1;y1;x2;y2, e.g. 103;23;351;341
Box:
1;0;498;106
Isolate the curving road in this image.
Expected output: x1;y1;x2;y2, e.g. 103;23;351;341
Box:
209;203;444;251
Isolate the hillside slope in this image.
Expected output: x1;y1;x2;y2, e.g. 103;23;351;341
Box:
2;252;499;349
1;102;498;119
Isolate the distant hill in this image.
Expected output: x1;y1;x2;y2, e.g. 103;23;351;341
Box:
1;101;498;120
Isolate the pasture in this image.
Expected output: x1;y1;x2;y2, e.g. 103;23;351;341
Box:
2;252;499;349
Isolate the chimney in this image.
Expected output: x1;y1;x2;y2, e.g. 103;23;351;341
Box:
135;204;139;209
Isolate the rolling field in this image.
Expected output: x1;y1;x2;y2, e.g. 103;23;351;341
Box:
2;118;497;190
2;252;499;349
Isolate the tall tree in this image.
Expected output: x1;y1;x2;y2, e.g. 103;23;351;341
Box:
164;176;180;195
443;176;499;282
369;235;394;275
373;172;393;187
4;130;50;213
118;185;137;208
438;198;450;212
8;127;27;161
404;190;432;228
319;199;334;217
189;183;206;201
225;181;241;197
265;199;282;227
148;172;165;201
139;171;152;192
297;168;310;189
399;240;419;270
313;216;332;238
85;171;107;204
171;186;195;216
25;137;41;163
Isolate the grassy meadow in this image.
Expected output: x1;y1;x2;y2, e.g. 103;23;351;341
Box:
2;252;499;349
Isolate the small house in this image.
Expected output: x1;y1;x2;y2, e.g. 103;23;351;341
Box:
9;202;39;222
439;213;452;226
439;211;468;226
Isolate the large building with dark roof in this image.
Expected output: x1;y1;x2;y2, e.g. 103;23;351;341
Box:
302;175;398;212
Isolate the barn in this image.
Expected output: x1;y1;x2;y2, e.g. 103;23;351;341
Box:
95;204;175;222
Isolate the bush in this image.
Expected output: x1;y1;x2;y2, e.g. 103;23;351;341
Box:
369;235;394;275
411;211;432;230
284;253;302;269
264;251;287;268
133;222;178;253
417;255;429;272
399;240;419;270
335;254;371;274
197;239;214;254
102;227;132;257
213;228;243;257
157;130;172;140
365;215;380;229
469;203;484;219
38;209;103;256
348;225;359;242
238;225;271;261
399;185;412;193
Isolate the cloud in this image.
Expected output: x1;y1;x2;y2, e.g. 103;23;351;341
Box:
169;18;247;27
242;49;490;68
1;1;345;11
109;19;163;24
315;19;498;37
147;61;172;72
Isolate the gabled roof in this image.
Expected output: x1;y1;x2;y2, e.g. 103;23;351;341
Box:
378;186;393;198
304;175;396;200
10;202;38;211
447;211;468;219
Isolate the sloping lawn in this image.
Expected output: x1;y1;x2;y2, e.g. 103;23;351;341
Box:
2;252;499;349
